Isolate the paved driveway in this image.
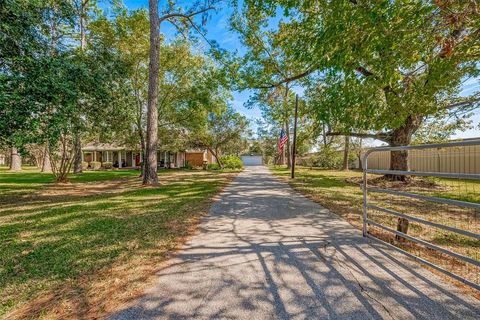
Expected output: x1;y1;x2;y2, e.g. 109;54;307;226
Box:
111;166;479;319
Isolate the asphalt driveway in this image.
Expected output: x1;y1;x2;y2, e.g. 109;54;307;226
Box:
111;166;480;319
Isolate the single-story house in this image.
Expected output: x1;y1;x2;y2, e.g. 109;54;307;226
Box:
82;143;216;169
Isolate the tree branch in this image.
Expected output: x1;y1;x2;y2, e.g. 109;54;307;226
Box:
444;97;480;109
159;7;214;24
253;67;317;89
327;131;392;144
354;65;398;96
355;66;374;77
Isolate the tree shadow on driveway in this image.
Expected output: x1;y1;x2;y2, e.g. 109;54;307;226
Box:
110;167;480;320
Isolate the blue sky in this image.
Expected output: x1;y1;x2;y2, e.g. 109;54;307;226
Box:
108;1;479;142
107;0;263;126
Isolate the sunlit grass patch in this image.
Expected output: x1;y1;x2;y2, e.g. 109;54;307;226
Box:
0;168;237;318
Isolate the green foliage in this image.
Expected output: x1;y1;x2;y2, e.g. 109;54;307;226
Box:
220;155;243;169
192;106;249;158
302;146;344;170
207;163;220;170
238;0;480;147
0;0;125;160
184;161;193;170
412;112;473;145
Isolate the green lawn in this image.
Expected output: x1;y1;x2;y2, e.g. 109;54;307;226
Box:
0;166;141;198
270;166;479;289
0;167;237;318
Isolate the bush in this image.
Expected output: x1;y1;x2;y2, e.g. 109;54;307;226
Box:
313;146;343;169
90;161;101;170
220;155;243;169
102;161;113;169
184;161;193;170
207;163;220;170
81;161;89;170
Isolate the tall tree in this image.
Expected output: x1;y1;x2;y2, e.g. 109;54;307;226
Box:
230;11;311;168
9;147;21;171
144;1;216;185
342;136;350;171
192;106;248;168
1;1;124;182
240;0;480;179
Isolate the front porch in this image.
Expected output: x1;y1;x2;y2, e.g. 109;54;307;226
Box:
82;150;141;169
81;147;185;169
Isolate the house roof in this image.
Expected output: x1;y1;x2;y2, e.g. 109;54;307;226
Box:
83;142;191;153
82;142;129;151
185;149;207;153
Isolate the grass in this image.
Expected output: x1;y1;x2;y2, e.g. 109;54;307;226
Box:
0;166;140;198
270;166;480;293
0;166;238;319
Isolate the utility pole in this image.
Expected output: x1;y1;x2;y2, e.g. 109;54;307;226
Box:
291;94;299;179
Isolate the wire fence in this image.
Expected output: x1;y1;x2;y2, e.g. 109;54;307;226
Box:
362;140;480;291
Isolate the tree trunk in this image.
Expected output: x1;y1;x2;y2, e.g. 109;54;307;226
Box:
9;147;21;171
356;154;363;170
322;123;327;146
135;86;146;177
80;1;87;51
386;114;423;181
139;130;146;177
210;147;223;169
41;145;52;173
73;133;82;173
72;2;88;175
342;136;350;171
143;0;160;185
396;217;410;243
387;115;423;240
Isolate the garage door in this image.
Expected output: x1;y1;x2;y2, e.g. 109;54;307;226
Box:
241;156;263;166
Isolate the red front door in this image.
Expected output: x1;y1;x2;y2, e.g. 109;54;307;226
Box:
135;154;140;166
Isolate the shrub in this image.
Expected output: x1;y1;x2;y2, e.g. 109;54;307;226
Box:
102;161;113;169
220;155;243;169
207;163;220;170
81;162;89;170
184;161;193;170
90;161;101;170
312;146;343;169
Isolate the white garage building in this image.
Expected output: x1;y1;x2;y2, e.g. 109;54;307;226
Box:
241;155;263;166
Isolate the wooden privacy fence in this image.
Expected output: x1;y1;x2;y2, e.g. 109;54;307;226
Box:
356;143;480;173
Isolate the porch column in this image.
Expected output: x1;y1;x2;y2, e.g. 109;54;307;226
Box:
118;151;122;168
93;151;96;162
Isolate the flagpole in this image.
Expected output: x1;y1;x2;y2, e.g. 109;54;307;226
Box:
282;127;286;165
291;94;299;179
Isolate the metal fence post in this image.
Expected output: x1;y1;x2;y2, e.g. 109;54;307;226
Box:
362;153;369;237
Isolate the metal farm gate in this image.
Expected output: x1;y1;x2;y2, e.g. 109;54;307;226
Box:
362;140;480;290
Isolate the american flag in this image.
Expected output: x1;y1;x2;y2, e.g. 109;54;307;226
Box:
278;129;288;153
